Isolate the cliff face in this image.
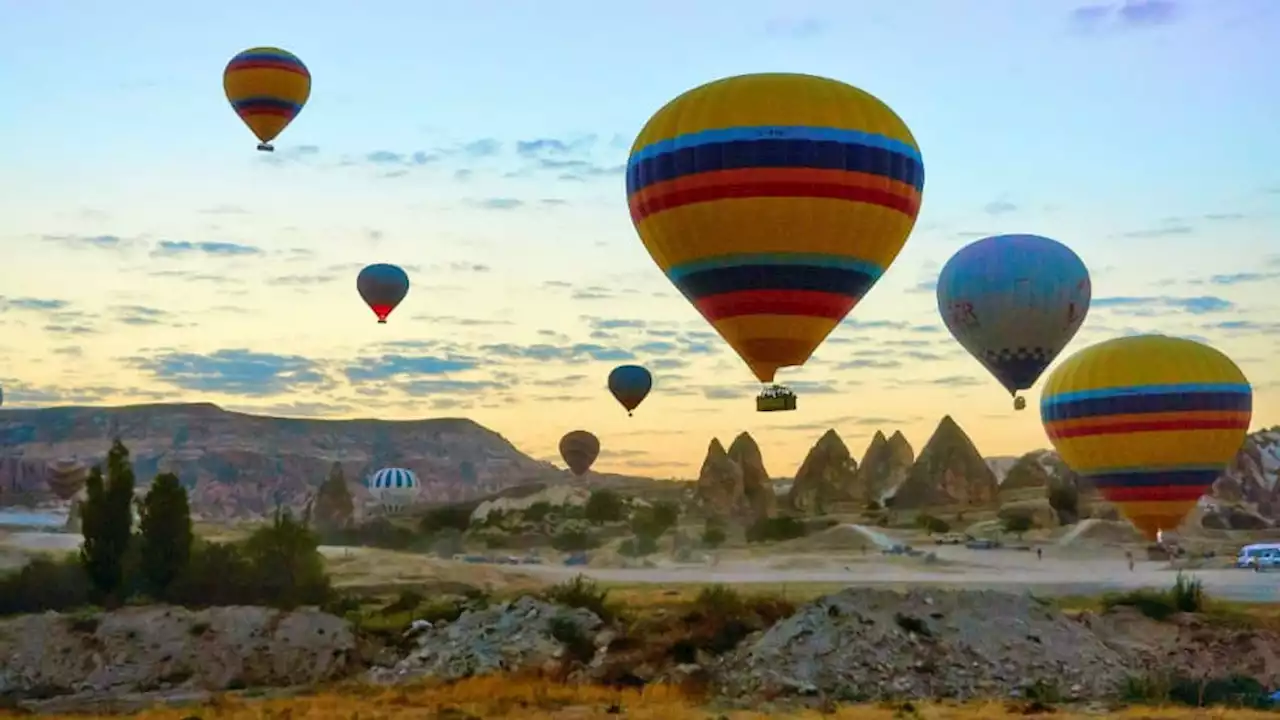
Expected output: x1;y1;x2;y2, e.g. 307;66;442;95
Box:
695;433;773;523
852;430;914;505
892;416;997;509
0;403;555;519
787;429;858;514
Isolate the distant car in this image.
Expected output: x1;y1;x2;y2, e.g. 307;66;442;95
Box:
966;538;1001;550
934;533;967;545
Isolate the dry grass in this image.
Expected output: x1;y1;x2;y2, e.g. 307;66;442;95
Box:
10;676;1279;719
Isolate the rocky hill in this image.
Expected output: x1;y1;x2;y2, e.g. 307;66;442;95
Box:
854;430;914;504
0;403;556;519
892;416;998;509
786;429;858;514
694;433;775;522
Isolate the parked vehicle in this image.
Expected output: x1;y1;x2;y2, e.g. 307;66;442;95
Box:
1253;550;1280;572
1236;543;1280;568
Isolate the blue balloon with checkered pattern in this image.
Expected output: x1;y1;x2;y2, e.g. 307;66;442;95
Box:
367;467;420;513
936;234;1091;400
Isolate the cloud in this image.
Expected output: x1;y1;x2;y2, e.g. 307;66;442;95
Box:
1204;320;1280;334
0;379;119;406
130;349;331;396
344;354;480;382
200;204;249;216
146;269;241;285
1070;0;1180;32
480;342;635;363
259;144;321;166
764;16;826;38
0;297;69;312
1119;223;1193;238
42;234;134;251
112;305;171;326
151;240;263;258
1203;212;1246;222
983;200;1018;215
410;314;512;327
396;379;507;397
1093;295;1233;314
836;358;902;370
1202;271;1280;286
508;135;625;181
468;197;523;211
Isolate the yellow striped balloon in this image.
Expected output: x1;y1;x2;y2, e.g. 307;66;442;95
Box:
1040;335;1251;540
626;73;924;385
222;47;311;152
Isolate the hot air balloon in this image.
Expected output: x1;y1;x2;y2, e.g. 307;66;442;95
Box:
1041;335;1251;541
608;365;652;416
357;263;410;323
367;467;420;514
626;73;924;412
936;234;1091;411
223;47;311;152
46;459;89;501
559;430;600;477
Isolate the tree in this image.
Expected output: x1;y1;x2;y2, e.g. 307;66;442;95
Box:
312;462;355;534
138;472;193;600
1001;512;1034;539
701;520;727;549
79;439;136;606
584;489;625;524
631;500;680;540
1047;480;1081;525
241;508;331;609
916;514;950;535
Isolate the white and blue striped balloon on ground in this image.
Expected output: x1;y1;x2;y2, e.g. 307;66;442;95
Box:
936;234;1092;410
367;466;420;513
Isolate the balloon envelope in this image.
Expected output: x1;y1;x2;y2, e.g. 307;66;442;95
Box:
559;430;600;477
608;365;652;414
367;467;419;513
1040;335;1251;540
357;263;410;323
626;73;924;383
223;47;311;148
937;234;1091;396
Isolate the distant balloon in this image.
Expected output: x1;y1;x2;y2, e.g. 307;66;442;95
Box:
937;234;1091;410
559;430;600;477
607;365;652;416
357;263;410;323
367;467;420;514
1041;335;1251;541
223;47;311;152
626;72;924;408
46;459;89;501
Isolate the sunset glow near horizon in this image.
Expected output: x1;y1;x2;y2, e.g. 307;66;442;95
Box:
1;0;1278;479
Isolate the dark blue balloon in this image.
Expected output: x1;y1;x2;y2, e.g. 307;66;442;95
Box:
357;263;410;323
607;365;653;416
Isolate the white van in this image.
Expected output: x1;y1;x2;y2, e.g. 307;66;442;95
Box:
1236;543;1280;568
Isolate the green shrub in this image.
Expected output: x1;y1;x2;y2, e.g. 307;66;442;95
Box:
745;515;807;543
542;574;614;622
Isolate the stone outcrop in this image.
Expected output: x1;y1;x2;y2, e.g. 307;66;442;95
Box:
852;430;913;505
787;429;858;514
891;416;997;509
0;403;556;519
726;433;776;520
1212;427;1280;518
0;605;355;706
694;434;773;523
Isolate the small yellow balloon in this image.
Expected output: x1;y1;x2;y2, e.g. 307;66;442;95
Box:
223;47;311;151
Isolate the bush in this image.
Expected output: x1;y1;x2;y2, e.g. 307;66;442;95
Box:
701;522;726;549
668;585;795;660
542;574;614;622
419;504;473;534
745;515;807;543
915;514;950;534
1122;670;1274;708
618;534;658;557
1102;573;1207;621
323;518;419;551
550;527;598;552
584;490;625;525
239;509;331;610
1000;512;1034;537
0;555;91;615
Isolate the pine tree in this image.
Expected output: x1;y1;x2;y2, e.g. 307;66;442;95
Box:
138;472;193;600
79;439;136;605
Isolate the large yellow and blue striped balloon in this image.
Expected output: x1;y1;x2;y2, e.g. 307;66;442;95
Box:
222;47;311;151
1040;335;1251;540
626;73;924;384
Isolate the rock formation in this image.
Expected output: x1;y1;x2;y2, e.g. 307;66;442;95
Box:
892;416;997;509
852;430;914;505
1213;426;1280;518
694;435;772;522
787;429;858;514
0;403;556;519
726;433;776;520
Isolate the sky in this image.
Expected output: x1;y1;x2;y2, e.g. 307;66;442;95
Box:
1;0;1278;480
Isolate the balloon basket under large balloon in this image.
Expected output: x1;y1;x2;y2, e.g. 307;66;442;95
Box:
627;411;633;417
756;385;797;412
257;143;275;152
1014;396;1026;411
377;318;387;324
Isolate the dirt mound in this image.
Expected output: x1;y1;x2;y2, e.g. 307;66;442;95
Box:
775;524;886;552
715;587;1130;702
1056;519;1146;547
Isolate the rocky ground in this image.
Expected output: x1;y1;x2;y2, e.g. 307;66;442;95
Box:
2;584;1279;714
